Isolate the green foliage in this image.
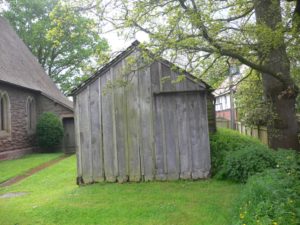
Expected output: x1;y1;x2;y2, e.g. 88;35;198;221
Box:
102;0;299;86
210;128;265;175
2;0;109;94
200;57;229;88
217;145;276;183
210;130;299;224
231;169;300;225
36;112;64;149
273;148;300;179
235;71;274;126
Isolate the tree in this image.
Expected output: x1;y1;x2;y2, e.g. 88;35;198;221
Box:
2;0;109;94
235;71;273;127
98;0;300;150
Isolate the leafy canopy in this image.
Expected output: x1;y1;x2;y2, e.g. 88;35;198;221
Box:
96;0;299;84
2;0;109;94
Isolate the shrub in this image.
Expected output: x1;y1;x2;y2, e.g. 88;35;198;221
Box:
210;128;265;175
217;145;276;183
273;149;300;179
36;112;64;149
232;169;300;225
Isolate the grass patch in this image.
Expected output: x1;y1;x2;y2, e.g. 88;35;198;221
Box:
0;153;62;183
0;156;242;225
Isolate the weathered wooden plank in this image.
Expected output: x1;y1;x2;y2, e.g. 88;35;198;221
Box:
138;67;154;181
150;62;160;93
74;96;83;183
153;95;167;180
151;62;167;180
113;61;128;183
126;69;141;182
159;61;206;92
185;77;202;90
101;70;117;182
160;94;179;180
186;93;200;180
176;93;192;179
197;93;211;178
78;87;93;183
161;63;174;92
89;79;104;182
98;77;105;181
188;93;210;179
171;70;184;91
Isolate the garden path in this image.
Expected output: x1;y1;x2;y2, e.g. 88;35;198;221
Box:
0;154;70;187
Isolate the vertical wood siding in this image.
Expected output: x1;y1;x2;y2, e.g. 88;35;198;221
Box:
75;55;212;183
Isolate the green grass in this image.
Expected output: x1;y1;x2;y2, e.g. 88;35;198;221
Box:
0;153;62;183
0;156;242;225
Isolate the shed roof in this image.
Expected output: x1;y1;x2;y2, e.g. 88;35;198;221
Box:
0;17;73;110
71;40;211;96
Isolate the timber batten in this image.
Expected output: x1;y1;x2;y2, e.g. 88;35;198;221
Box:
73;42;215;184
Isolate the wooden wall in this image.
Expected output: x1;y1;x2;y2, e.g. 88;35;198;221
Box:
75;53;212;184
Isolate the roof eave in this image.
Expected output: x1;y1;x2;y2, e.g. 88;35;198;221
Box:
70;41;140;96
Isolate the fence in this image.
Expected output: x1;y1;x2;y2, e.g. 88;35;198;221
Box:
216;118;268;145
236;122;268;145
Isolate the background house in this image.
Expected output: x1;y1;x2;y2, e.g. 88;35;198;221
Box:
0;17;75;160
72;41;216;184
213;64;241;129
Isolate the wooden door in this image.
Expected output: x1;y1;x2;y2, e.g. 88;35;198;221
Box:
63;117;76;154
154;92;211;180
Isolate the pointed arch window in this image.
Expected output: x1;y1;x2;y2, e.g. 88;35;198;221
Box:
0;92;11;135
26;97;36;133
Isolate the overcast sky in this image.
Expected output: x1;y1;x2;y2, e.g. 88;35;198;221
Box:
102;30;149;53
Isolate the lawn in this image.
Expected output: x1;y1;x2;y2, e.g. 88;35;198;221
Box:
0;153;63;183
0;155;242;225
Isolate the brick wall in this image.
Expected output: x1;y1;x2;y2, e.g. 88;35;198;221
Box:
216;109;238;121
216;110;231;121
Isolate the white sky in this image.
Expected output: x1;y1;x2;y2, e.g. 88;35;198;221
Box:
102;29;149;53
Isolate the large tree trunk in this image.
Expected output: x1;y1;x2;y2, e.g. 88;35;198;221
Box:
254;0;299;150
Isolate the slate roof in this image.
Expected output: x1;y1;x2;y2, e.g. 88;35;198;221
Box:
0;17;73;110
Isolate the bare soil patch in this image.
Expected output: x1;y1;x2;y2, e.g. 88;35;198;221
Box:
0;192;27;198
0;154;70;187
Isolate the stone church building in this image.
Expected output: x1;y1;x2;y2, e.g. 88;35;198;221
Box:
0;17;74;160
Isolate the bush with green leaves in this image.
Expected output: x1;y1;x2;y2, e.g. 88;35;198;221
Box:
210;128;265;175
231;169;300;225
273;149;300;179
217;145;276;183
36;112;64;149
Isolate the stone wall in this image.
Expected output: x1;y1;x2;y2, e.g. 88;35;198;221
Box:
0;83;73;160
0;84;37;160
37;95;73;118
